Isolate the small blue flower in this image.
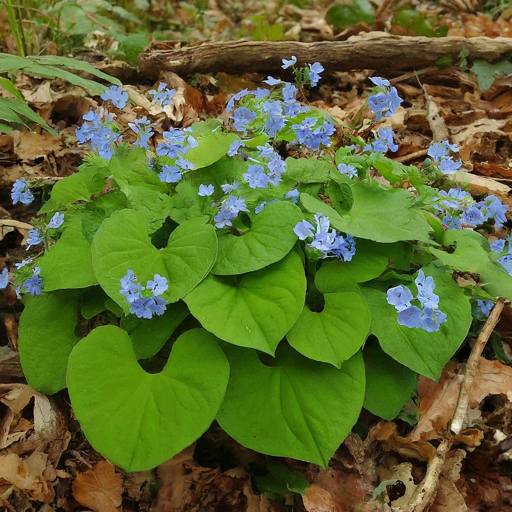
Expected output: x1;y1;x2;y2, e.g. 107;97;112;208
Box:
130;297;154;319
221;181;239;194
11;178;34;205
26;229;43;250
146;274;168;296
263;76;282;86
198;184;215;196
476;299;494;316
420;307;447;332
228;139;244;157
490;239;506;253
243;164;269;189
223;195;248;215
214;207;234;229
498;254;512;275
337;163;358;178
285;189;300;204
478;195;508;228
282;56;297;69
294;220;315;240
387;285;413;312
158;165;182;183
22;267;43;296
369;77;390;88
397;306;423;329
232;107;257;132
101;85;129;109
438;157;462;175
48;212;64;229
308;62;324;87
442;216;462;230
176;157;195;170
0;268;8;290
255;201;267;214
14;259;32;269
148;83;176;107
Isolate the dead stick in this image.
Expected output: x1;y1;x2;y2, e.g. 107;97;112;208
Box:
450;296;507;434
402;297;506;512
138;36;512;78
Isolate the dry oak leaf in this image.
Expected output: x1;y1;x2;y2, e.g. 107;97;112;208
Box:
72;460;123;512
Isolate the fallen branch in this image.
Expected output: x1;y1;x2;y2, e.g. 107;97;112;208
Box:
139;34;512;78
401;297;506;512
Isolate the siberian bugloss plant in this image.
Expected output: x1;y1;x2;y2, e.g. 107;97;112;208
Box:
7;59;512;472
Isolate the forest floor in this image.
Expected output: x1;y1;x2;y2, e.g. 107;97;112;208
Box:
2;1;512;511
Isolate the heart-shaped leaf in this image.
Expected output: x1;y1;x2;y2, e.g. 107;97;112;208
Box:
361;269;472;380
185;251;306;354
212;201;304;275
217;344;365;467
18;291;79;394
67;326;229;472
287;290;370;368
91;210;217;312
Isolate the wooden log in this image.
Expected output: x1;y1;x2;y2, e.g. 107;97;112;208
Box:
138;34;512;79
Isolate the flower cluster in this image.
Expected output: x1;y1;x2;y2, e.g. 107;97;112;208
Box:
119;270;168;319
433;187;508;230
294;213;356;261
156;128;198;183
427;141;462;175
128;117;154;148
368;77;403;121
291;119;335;151
386;270;447;332
148;83;176;107
213;195;249;229
101;85;129;109
242;144;287;188
364;126;398;153
75;108;121;160
11;178;34;205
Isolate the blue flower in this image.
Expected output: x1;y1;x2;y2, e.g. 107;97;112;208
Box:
441;216;462;230
129;117;154;148
232;107;257;131
397;306;423;328
0;268;8;290
130;297;154;319
101;85;129;109
438;157;462;175
478;195;508;228
228;139;244;156
368;78;402;121
490;239;506;253
11;178;34;205
226;89;250;112
214;208;234;228
26;229;43;250
267;154;286;186
14;259;32;269
285;189;300;204
476;299;494;316
420;307;447;332
48;212;64;229
282;56;297;69
282;83;297;103
498;254;512;275
294;220;315;240
460;207;484;227
337;163;357;178
386;285;413;312
369;77;390;88
364;127;398;153
221;181;239;194
148;83;176;107
243;164;269;189
198;184;215;196
223;195;248;215
22;267;43;296
255;201;267;214
158;165;182;183
263;76;282;86
176;157;195;170
308;62;324;87
146;274;168;296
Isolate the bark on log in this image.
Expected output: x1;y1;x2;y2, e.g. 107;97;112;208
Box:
138;34;512;79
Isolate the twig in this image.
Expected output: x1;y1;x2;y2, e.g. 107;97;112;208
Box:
394;149;428;164
401;297;506;512
450;296;507;434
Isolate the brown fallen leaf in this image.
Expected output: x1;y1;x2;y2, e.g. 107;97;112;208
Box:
411;357;512;441
303;484;341;512
72;460;123;512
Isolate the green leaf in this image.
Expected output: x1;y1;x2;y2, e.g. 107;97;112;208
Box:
287;288;370;367
325;1;375;29
212;201;304;275
118;33;150;66
391;9;448;37
0;77;24;100
361;270;472;380
254;462;310;499
285;158;333;183
67;326;229;472
430;229;512;301
18;291;79;394
185;251;306;354
92;210;217;311
471;59;512;92
326;180;354;216
121;301;189;360
38;219;97;290
185;131;238;169
363;340;418;421
80;286;110;319
217;345;365;467
301;183;432;243
315;239;390;287
367;153;406;185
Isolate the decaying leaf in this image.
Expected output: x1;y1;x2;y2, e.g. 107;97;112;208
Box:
72;460;123;512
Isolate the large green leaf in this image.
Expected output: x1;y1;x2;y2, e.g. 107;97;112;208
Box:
363;340;418;421
38;220;97;290
430;229;512;301
301;182;432;242
67;326;229;472
184;251;306;354
285;158;333;183
185;131;238;169
361;270;472;380
212;201;303;275
121;301;189;360
18;291;79;394
217;345;365;467
91;210;217;312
